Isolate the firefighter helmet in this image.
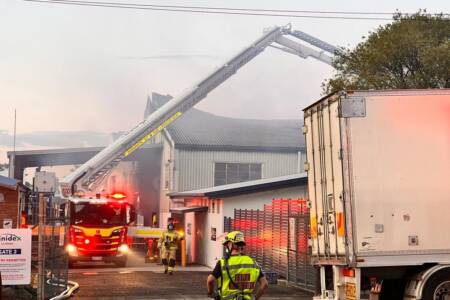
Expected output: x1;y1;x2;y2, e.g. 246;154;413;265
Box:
223;231;246;246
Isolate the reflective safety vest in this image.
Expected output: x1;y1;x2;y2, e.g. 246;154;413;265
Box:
160;230;179;250
219;255;260;300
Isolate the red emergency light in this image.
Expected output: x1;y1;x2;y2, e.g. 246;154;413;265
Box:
110;193;127;200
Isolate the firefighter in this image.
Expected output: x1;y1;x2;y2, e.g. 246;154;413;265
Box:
207;231;268;300
158;217;179;275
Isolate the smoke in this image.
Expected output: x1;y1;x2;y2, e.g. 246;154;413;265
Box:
118;54;222;60
0;130;113;149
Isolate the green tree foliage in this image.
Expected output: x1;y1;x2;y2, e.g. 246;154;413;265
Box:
324;11;450;93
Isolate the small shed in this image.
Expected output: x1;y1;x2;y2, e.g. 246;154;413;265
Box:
0;175;20;228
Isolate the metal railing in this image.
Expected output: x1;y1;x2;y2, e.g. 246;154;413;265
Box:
224;198;316;291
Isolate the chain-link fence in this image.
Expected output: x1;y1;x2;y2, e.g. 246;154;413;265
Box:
22;192;69;299
224;198;316;292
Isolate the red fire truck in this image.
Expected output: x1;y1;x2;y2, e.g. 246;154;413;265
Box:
66;193;135;267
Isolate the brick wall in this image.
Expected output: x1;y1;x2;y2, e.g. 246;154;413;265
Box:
0;187;19;228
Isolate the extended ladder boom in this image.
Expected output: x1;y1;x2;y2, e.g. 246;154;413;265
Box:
61;24;338;193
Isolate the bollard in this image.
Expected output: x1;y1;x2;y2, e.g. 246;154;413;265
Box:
181;239;186;267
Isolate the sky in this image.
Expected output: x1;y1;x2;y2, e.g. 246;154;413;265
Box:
0;0;448;162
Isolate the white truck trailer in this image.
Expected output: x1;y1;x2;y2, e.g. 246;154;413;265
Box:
303;89;450;299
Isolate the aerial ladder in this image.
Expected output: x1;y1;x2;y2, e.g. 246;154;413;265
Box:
60;24;340;195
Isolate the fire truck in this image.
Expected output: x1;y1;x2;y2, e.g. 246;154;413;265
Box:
66;193;135;267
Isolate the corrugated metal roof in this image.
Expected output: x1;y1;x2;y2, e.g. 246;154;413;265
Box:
168;109;303;150
168;173;307;198
0;175;18;190
147;93;304;150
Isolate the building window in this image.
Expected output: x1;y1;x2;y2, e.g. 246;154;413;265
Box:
0;193;4;203
214;163;262;186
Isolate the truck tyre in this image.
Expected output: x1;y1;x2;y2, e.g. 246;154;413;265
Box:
422;269;450;300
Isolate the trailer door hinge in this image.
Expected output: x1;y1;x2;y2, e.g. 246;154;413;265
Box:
302;125;308;135
304;162;310;171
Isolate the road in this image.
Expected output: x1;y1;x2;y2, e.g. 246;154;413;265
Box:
0;251;313;299
68;251;313;300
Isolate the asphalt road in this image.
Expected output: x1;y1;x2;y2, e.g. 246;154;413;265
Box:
0;251;313;300
68;251;313;300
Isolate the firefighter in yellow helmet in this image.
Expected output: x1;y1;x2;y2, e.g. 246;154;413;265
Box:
158;217;179;275
207;231;268;299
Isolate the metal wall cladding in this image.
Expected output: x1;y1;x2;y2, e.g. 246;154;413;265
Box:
224;198;316;292
175;149;303;192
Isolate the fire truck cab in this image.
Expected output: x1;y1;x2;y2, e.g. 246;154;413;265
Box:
66;195;135;267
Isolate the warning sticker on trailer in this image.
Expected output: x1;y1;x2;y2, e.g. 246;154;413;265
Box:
345;282;356;300
310;217;317;238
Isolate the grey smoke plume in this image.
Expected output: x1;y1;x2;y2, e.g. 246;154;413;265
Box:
0;130;113;149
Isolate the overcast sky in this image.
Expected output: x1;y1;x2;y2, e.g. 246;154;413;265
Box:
0;0;448;162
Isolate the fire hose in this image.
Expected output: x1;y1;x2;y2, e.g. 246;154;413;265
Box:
47;276;79;300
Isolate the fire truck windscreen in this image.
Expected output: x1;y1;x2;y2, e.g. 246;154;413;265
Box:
71;202;127;227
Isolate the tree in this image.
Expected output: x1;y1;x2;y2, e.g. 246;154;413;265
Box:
323;11;450;93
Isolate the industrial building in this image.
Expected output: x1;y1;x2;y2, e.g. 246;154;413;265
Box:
7;92;306;230
145;93;306;228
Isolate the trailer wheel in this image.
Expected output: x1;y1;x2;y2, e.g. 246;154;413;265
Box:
422;269;450;300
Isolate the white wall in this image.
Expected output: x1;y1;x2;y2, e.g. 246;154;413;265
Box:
183;200;224;268
201;199;224;268
184;211;196;264
223;185;307;218
193;184;307;268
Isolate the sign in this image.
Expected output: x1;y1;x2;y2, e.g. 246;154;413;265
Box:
124;111;183;157
3;219;13;229
59;227;66;247
0;229;32;285
289;218;296;251
127;226;164;238
211;227;217;241
345;282;356;300
187;223;192;236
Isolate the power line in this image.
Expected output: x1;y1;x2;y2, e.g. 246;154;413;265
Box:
23;0;394;20
24;0;450;17
41;0;401;15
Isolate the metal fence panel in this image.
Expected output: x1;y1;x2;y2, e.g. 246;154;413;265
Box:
224;198;316;292
24;193;69;299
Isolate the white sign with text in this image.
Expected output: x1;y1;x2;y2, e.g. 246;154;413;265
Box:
0;228;32;285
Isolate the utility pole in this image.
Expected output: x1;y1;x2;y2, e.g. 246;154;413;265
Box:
8;109;16;179
13;109;16;155
37;194;46;300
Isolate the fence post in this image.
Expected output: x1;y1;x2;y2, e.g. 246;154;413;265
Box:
37;194;46;300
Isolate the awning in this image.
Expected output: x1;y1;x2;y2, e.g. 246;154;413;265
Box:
170;206;208;214
168;173;307;199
